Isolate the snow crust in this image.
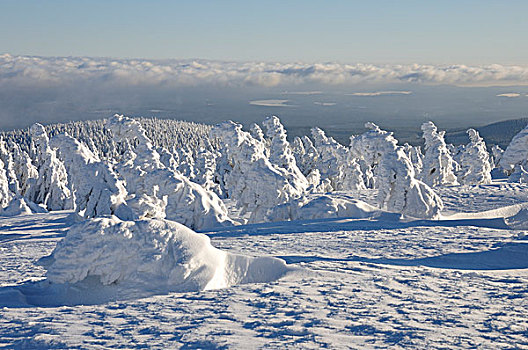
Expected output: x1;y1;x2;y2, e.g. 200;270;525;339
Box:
43;217;290;292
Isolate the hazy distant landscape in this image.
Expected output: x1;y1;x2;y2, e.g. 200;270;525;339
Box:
1;55;528;147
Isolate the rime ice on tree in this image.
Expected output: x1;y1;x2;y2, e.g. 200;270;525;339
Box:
51;133;134;219
211;120;302;223
107;115;234;230
351;123;443;219
457;129;492;185
29;123;73;211
420;121;458;187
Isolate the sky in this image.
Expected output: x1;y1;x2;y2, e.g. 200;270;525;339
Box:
1;0;527;65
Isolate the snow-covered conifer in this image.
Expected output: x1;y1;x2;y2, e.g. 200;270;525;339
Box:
211;120;301;223
312;127;365;191
29;123;73;211
0;159;11;209
457;129;492;185
499;124;528;175
403;143;424;176
174;146;195;179
262;116;309;194
50;133;134;219
350;123;443;219
491;145;504;168
193;148;223;195
10;143;38;200
107;115;233;230
420;121;458;187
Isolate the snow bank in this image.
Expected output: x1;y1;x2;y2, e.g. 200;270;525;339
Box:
43;217;290;292
505;206;528;230
270;194;393;222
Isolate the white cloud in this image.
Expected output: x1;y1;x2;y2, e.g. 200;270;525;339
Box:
496;93;521;97
1;54;528;88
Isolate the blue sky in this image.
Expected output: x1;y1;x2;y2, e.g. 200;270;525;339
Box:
1;0;527;64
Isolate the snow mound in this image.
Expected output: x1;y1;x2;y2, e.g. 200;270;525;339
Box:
270;195;398;222
42;217;290;292
505;206;528;230
0;197;46;217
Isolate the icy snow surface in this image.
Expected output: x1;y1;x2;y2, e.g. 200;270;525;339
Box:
1;181;528;349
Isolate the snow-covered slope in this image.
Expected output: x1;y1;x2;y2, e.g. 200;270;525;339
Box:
1;182;528;349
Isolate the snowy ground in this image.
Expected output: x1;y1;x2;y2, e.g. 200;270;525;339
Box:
1;184;528;349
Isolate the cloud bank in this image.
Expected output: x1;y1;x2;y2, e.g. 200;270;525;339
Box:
2;54;528;88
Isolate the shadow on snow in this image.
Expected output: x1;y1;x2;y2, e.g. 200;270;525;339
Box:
278;242;528;271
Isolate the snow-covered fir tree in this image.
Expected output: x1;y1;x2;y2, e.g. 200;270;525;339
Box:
420;121;458;187
456;129;492;185
350;123;443;219
211;120;302;223
107;115;234;230
50;133;134;219
29;123;73;211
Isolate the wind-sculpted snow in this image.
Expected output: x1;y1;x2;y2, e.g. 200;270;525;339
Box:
42;217;290;293
3;54;528;87
107;115;234;230
270;194;396;222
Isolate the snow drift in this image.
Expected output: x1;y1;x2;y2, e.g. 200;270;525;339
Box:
270;194;398;222
42;217;290;292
